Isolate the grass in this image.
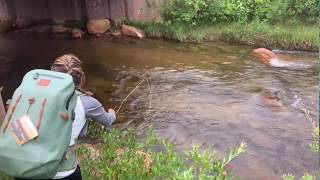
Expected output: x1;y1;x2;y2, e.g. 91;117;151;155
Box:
124;20;319;51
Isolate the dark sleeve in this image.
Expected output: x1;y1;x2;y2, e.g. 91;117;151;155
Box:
80;96;116;127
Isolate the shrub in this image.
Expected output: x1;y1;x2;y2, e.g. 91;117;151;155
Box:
79;127;247;179
161;0;319;25
162;0;220;26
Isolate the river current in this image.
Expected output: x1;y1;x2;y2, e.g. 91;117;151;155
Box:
0;33;318;179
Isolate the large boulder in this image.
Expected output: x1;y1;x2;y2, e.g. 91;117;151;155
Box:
52;25;68;34
121;25;145;39
86;19;111;35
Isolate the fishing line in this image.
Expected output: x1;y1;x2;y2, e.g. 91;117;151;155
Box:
115;78;146;113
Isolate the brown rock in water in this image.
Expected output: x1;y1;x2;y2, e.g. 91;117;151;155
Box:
52;19;65;25
70;28;84;38
0;20;14;32
52;25;68;34
259;91;287;112
121;25;145;39
16;16;34;29
87;19;111;35
110;31;121;36
252;48;277;65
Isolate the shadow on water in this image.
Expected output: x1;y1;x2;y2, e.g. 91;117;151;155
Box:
0;33;318;180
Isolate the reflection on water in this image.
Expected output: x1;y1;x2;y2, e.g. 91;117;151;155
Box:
0;34;318;180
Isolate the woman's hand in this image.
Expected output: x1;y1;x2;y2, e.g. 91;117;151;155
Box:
108;108;116;115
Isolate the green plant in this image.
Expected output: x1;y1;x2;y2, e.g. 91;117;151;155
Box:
64;20;86;29
161;0;319;25
282;173;315;180
303;109;319;155
79;128;247;179
0;173;12;180
162;0;220;26
282;109;319;180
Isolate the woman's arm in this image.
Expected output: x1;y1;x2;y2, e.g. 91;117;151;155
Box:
0;89;6;121
80;96;116;127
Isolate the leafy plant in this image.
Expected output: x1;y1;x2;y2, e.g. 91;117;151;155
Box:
79;128;247;179
281;109;319;180
162;0;220;26
282;173;315;180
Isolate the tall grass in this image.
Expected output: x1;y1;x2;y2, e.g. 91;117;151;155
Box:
125;19;318;51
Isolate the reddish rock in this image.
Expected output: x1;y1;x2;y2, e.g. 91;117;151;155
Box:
52;25;68;33
252;48;277;65
121;25;145;39
70;28;84;38
110;30;121;36
0;20;14;32
16;16;34;29
86;19;111;35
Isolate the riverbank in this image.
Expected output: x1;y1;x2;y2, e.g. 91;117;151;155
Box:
0;128;247;179
125;20;319;52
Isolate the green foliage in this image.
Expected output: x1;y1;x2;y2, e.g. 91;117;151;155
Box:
281;110;319;180
125;19;318;50
302;109;320;155
64;20;86;29
0;173;12;180
265;0;319;23
161;0;319;26
310;126;319;154
162;0;220;26
282;173;316;180
79;128;247;179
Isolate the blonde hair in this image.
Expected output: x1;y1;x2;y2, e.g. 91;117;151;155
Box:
51;54;92;95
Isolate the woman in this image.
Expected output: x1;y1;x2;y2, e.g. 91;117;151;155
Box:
15;54;116;180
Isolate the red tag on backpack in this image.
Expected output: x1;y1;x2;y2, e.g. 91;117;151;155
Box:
37;79;51;87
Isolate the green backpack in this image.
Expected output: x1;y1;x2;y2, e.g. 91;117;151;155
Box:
0;69;77;179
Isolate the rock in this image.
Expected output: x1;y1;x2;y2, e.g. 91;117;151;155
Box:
34;25;51;33
110;31;121;36
16;16;34;29
0;20;14;32
52;25;68;34
70;28;84;38
25;25;51;33
52;19;65;25
252;48;277;65
86;19;111;35
121;25;145;39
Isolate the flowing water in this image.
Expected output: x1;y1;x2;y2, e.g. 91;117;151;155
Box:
0;33;318;179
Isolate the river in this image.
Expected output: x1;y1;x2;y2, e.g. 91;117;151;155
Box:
0;33;318;179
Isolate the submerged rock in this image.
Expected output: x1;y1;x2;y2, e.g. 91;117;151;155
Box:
52;25;68;33
16;16;34;29
87;19;111;35
70;28;84;38
110;30;121;36
0;20;14;32
52;19;65;25
121;25;145;39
